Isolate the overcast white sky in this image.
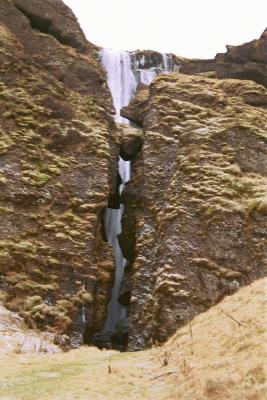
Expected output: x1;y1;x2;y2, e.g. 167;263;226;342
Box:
63;0;266;58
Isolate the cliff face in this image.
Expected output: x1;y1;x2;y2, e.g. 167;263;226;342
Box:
0;0;266;352
216;28;267;88
122;74;267;349
0;0;113;110
0;0;119;344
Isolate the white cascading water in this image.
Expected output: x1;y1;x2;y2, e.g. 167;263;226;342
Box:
101;49;137;125
162;53;170;72
101;49;137;331
140;70;156;85
100;48;174;333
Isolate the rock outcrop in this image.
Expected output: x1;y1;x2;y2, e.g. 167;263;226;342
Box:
0;303;60;354
0;0;119;344
132;50;217;79
176;57;216;77
132;29;267;88
0;0;113;111
216;28;267;88
121;84;150;126
121;73;267;349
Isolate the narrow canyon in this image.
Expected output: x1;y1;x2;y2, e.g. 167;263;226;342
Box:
0;0;266;357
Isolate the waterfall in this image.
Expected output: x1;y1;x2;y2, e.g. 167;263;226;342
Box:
140;70;156;85
101;49;136;332
99;48;175;336
162;53;171;72
101;49;137;124
102;208;127;331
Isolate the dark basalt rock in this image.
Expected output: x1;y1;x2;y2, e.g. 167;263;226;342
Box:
121;84;149;126
177;58;216;75
120;136;143;161
12;0;90;52
118;264;132;306
90;319;128;351
215;28;267;87
107;174;122;209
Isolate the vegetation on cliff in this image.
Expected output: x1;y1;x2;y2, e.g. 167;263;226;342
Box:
0;0;119;342
122;73;267;349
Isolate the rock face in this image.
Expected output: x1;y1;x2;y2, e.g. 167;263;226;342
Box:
0;303;60;354
132;50;217;79
0;0;119;344
1;0;266;352
0;0;113;111
121;73;267;350
216;28;267;87
121;84;150;126
175;57;216;76
132;30;267;88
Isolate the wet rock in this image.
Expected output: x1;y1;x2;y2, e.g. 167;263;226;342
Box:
131;50;170;70
118;264;132;306
123;73;267;350
90;318;128;351
111;318;128;349
107;174;122;209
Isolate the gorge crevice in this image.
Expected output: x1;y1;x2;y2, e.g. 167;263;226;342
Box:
0;0;266;356
89;49;176;350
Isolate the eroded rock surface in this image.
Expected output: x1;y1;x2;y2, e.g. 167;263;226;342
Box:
122;73;267;349
216;28;267;87
119;124;143;161
121;84;149;127
0;0;113;111
0;303;60;354
176;57;216;77
1;0;266;353
0;0;119;344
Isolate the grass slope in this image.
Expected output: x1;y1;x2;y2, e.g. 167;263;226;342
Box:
0;278;266;400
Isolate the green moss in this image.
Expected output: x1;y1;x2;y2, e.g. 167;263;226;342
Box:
6;273;28;285
46;257;60;266
13;240;36;253
0;206;13;213
22;170;51;186
25;295;43;310
14;280;58;294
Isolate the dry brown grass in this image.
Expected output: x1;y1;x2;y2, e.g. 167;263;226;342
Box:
0;278;266;399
